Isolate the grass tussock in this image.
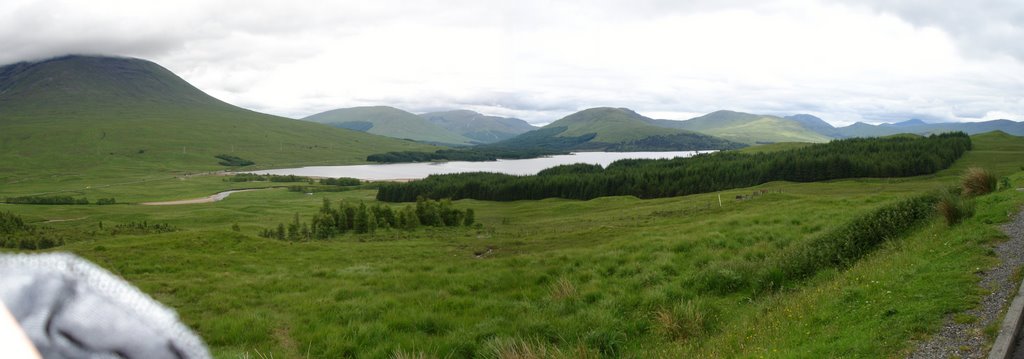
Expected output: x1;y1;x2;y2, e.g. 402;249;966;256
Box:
390;349;435;359
484;338;561;359
551;277;578;300
936;189;975;226
653;300;719;341
962;167;997;197
482;337;600;359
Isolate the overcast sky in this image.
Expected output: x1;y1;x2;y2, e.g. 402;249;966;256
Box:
2;0;1022;126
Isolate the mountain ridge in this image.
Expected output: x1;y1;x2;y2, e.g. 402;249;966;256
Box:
663;110;832;144
303;106;476;145
419;109;536;143
495;107;745;151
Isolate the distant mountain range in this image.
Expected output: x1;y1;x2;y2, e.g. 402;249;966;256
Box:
493;108;1024;151
494;107;746;151
3;54;1022;176
824;117;1024;138
0;55;434;179
654;110;832;144
303;107;537;145
419;110;536;143
304;106;477;145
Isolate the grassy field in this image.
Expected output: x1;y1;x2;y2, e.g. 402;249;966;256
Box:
2;132;1024;358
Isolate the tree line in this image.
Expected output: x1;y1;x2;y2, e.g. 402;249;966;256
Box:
259;197;475;241
5;196;90;205
377;133;972;202
226;173;360;186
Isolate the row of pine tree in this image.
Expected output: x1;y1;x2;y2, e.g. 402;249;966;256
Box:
377;133;972;202
260;197;475;240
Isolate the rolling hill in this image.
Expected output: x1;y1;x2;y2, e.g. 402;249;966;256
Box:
303;106;474;145
496;107;744;151
657;110;833;144
418;110;536;143
0;55;436;187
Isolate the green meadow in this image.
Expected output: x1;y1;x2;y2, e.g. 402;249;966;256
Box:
2;132;1024;358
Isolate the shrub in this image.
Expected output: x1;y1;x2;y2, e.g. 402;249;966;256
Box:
962;167;997;197
936;190;975;226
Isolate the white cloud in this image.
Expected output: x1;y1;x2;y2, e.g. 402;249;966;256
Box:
1;0;1022;125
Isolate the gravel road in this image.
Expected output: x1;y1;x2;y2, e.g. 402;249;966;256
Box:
908;208;1024;358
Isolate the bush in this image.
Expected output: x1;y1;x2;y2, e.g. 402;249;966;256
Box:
962;167;997;197
936;189;975;226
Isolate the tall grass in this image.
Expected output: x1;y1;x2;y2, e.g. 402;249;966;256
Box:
962;167;997;197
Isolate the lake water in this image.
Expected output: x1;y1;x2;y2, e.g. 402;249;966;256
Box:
255;151;709;181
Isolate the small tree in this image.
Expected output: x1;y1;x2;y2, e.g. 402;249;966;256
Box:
320;197;332;214
367;210;377;234
400;205;419;230
464;208;475;226
355;202;369;234
287;213;300;241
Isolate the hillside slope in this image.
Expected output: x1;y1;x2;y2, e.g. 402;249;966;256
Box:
304;106;474;145
419;110;536;143
0;55;436;187
664;110;832;144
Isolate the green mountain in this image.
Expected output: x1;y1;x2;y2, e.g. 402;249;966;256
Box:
784;114;836;136
832;119;1024;138
497;107;744;151
663;110;832;144
0;55;435;186
303;106;474;145
419;110;536;143
545;107;684;143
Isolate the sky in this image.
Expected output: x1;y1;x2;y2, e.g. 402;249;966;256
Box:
2;0;1022;126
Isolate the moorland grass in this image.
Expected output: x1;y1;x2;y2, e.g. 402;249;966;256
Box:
0;132;1023;357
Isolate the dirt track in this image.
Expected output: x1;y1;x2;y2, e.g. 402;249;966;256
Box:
139;189;259;206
